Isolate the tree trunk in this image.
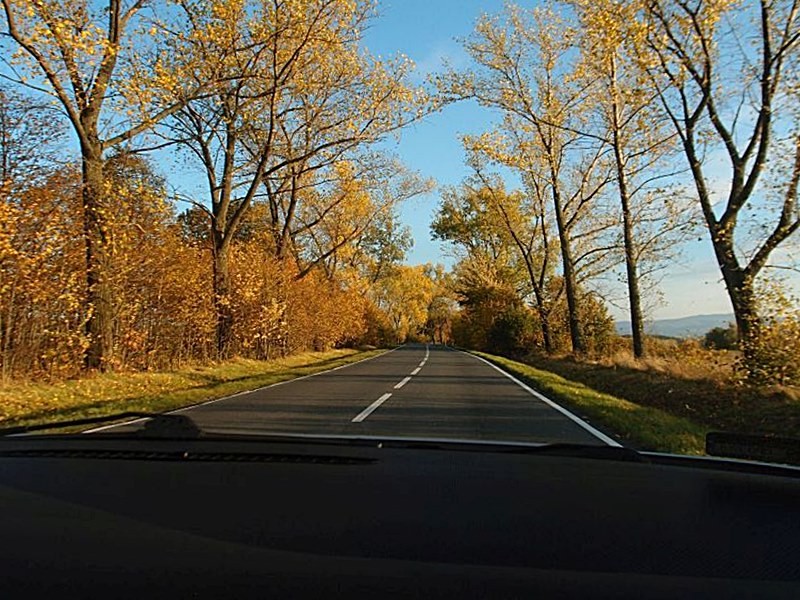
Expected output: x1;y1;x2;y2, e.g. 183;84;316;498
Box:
532;300;553;354
720;262;762;368
613;148;645;358
620;197;645;358
551;188;585;354
609;56;645;358
213;236;233;358
519;258;553;354
540;308;553;354
82;151;113;371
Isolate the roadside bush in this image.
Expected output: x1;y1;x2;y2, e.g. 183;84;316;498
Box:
487;307;537;358
703;324;738;350
743;319;800;386
738;281;800;386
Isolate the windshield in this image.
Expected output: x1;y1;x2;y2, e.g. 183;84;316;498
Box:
1;0;798;462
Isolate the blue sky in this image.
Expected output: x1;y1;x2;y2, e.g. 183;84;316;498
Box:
362;0;498;269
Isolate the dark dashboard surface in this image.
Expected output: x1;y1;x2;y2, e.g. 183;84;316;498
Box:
1;435;798;598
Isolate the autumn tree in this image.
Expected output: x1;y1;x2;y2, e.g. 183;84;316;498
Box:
434;179;561;352
372;265;436;344
292;158;430;281
567;0;693;358
354;210;413;284
440;5;616;354
164;0;427;356
425;265;459;345
1;0;216;369
642;0;800;370
449;256;526;351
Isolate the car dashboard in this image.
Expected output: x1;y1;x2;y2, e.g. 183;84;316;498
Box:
0;434;798;598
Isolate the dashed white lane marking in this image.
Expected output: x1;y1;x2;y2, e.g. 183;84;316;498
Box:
394;376;412;390
352;393;393;423
352;345;429;422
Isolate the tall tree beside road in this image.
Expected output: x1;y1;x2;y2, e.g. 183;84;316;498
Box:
0;0;211;370
571;0;687;358
642;0;800;371
434;178;560;353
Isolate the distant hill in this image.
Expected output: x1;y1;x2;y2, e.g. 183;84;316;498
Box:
615;313;735;338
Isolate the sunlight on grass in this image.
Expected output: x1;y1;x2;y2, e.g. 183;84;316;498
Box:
0;348;383;429
473;351;708;455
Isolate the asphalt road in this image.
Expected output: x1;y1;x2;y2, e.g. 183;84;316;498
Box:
110;344;615;446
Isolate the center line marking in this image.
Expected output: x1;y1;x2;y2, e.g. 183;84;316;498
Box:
352;393;392;423
410;367;421;375
394;376;412;389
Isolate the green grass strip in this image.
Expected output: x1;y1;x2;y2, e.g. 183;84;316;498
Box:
0;348;385;431
472;351;708;455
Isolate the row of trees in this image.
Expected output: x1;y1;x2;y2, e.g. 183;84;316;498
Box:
0;0;436;379
434;0;799;372
0;0;438;375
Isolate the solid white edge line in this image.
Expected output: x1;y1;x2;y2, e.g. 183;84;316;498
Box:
463;351;621;447
352;393;392;423
394;376;412;390
425;344;430;360
82;346;401;434
410;367;421;375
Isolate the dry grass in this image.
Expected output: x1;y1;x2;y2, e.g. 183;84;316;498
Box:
476;339;800;454
600;337;736;383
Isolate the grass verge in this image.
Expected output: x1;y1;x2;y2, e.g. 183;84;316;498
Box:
531;352;800;440
472;351;708;455
0;348;384;431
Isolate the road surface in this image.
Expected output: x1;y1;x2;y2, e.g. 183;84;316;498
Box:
92;345;617;445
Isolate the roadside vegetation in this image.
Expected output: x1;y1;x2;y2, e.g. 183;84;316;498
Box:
0;348;382;430
0;1;443;385
533;337;800;441
433;0;800;384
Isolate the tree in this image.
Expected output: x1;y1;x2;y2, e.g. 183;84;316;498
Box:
1;0;212;369
293;158;430;281
163;0;426;355
423;264;457;344
487;306;537;358
642;0;800;369
435;179;560;352
449;255;525;351
354;210;413;284
570;0;690;358
372;265;436;344
703;323;737;350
